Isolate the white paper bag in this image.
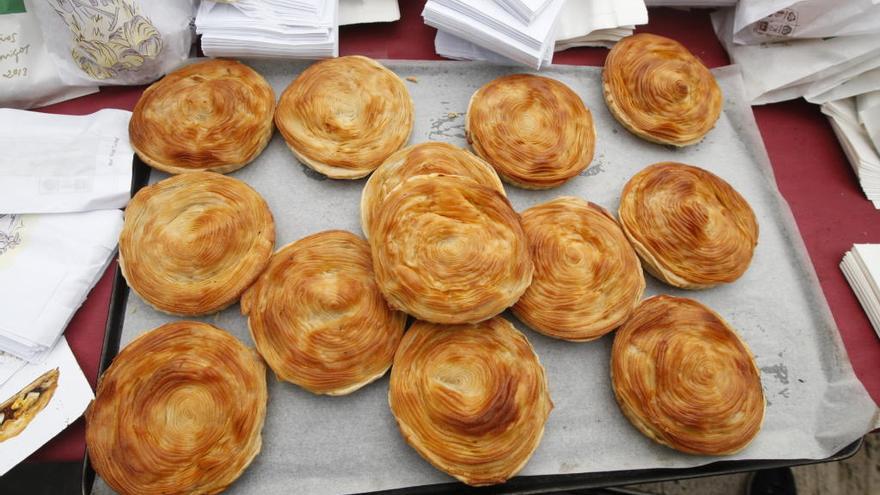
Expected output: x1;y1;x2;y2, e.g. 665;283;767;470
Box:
0;2;96;109
23;0;195;86
0;109;133;215
733;0;880;45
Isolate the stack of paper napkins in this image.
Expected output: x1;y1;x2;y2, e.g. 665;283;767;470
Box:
0;109;130;362
432;0;648;67
196;0;338;59
821;94;880;209
423;0;566;69
841;244;880;338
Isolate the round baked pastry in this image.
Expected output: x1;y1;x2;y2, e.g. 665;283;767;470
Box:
603;33;722;147
512;197;645;341
86;321;267;495
241;230;406;395
119;172;275;315
611;295;765;455
467;74;595;189
361;141;505;238
275;55;414;179
389;317;553;486
129;59;275;174
618;162;758;289
371;174;533;324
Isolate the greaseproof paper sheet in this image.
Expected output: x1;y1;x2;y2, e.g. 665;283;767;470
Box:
94;61;879;495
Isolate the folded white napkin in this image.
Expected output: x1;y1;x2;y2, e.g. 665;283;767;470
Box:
712;8;880;105
841;244;880;338
0;109;132;215
495;0;553;24
339;0;400;26
0;209;123;362
435;29;553;65
555;0;646;50
858;91;880;154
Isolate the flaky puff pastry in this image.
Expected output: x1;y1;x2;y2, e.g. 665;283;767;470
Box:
119;172;275;315
361;141;505;238
512;197;645;341
389;317;553;486
275;55;414;179
371;174;533;324
467;74;595;189
86;321;267;495
611;296;765;455
129;59;275;174
241;230;406;395
603;33;722;147
619;162;758;289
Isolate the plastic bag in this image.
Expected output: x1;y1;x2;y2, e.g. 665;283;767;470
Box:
24;0;195;86
0;0;96;108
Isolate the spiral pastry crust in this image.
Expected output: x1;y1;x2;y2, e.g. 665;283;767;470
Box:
361;142;505;238
467;74;595;189
618;162;758;289
129;59;275;174
119;172;275;315
603;33;722;147
241;230;406;395
85;321;267;495
512;197;645;341
275;55;414;179
389;317;552;486
371;174;533;324
611;296;764;455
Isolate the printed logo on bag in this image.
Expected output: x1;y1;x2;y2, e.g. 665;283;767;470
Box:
754;9;799;38
48;0;162;80
0;214;23;256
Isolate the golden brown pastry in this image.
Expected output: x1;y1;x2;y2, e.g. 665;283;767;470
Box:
370;174;533;324
603;33;722;147
618;162;758;289
361;141;505;238
0;368;58;442
129;59;275;174
611;295;765;455
119;172;275;315
275;55;414;179
512;197;645;341
389;317;552;486
467;74;595;189
241;230;406;395
86;321;267;495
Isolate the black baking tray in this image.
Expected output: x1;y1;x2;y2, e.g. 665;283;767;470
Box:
80;156;864;495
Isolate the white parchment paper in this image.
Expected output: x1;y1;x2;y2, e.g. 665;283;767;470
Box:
93;61;880;495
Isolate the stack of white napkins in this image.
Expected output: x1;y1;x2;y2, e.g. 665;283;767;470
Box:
841;244;880;338
0;109;130;362
433;0;648;66
196;0;338;59
712;5;880;105
424;0;566;69
821;95;880;209
338;0;400;26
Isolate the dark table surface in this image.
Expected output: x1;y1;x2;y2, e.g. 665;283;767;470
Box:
24;2;880;474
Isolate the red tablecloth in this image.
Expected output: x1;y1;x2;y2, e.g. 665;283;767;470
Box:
29;4;880;464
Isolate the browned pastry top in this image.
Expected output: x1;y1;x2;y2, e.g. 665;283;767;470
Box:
618;162;758;289
119;172;275;315
512;197;645;341
130;59;275;174
611;295;765;455
467;74;595;189
85;321;267;495
274;55;414;179
370;174;533;324
389;317;553;486
241;230;406;395
603;33;722;146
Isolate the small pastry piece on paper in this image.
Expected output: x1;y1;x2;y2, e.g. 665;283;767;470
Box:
0;338;93;476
